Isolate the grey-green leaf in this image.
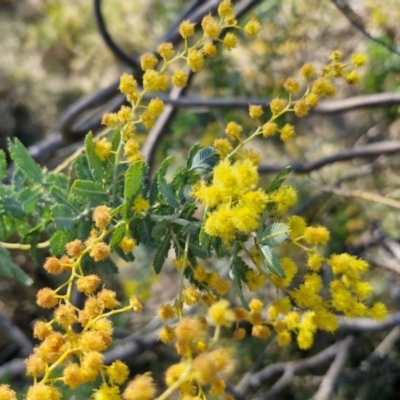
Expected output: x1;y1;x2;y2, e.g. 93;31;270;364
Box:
158;178;180;208
259;222;290;247
0;149;7;181
190;146;219;171
50;231;69;256
259;244;285;278
266;165;292;194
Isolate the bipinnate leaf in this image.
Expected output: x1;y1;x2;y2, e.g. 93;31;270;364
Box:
110;224;126;251
85;132;106;181
265;165;292;193
50;231;69;256
229;245;250;310
0;245;33;286
158;177;180;208
190;146;219;171
8;138;42;184
18;187;42;214
71;180;108;202
259;244;285;278
51;187;80;213
153;231;171;274
124;162;143;199
149;157;172;203
259;222;290;247
52;204;75;231
0;149;6;181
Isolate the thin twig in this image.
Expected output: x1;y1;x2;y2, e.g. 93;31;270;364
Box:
258;140;400;174
330;0;400;57
313;335;354;400
338;312;400;333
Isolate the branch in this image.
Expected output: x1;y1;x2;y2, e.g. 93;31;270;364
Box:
258;140;400;174
313;336;354;400
338;312;400;333
248;340;341;397
142;92;400;114
330;0;400;57
94;0;140;68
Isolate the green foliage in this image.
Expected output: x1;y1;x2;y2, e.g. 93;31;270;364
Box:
0;245;33;285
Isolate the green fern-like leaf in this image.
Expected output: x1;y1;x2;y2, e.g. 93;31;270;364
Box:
74;153;93;180
52;204;75;231
149;157;172;203
190;146;219;171
71;180;108;202
18;187;42;214
51;186;80;213
8;138;42;184
50;231;69;256
259;244;285;278
158;178;180;208
0;149;7;181
265;166;292;194
110;225;126;251
124;162;143;199
259;222;290;247
153;231;171;274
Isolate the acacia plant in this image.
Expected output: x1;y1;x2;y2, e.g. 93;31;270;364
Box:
0;1;388;399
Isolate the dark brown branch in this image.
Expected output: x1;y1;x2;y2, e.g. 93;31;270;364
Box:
330;0;400;57
258;140;400;174
313;336;354;400
94;0;140;69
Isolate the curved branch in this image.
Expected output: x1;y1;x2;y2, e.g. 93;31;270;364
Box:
258;140;400;174
94;0;140;68
331;0;400;57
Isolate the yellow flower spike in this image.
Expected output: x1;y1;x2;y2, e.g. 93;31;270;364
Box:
249;298;263;313
130;295;143;313
179;20;196;39
132;195;150;214
187;49;205;72
89;242;110;261
208;299;235;327
210;378;226;396
175;317;205;342
300;63;317;79
270;98;288;115
249;104;263;119
107;360;129;385
93;383;121;400
370;302;388;320
201;14;220;39
307;253;323;272
101;112;119;128
244;19;261;38
119;73;138;96
345;70;362;84
123;374;157;400
233;328;246;340
262;121;278;138
94;137;112;161
147;98;165;118
36;287;59;308
203;42;218;57
172;68;189;87
25;353;46;377
92;205;112;229
26;383;62;400
283;77;301;93
43;256;63;275
119;237;136;254
280;123;296;142
143;69;169;91
159;326;176;343
213;138;233;158
270;186;297;214
157;42;175;60
0;385;17;400
245;269;266;291
218;0;234;19
223;32;238;50
351;52;367;67
252;325;271;339
66;239;85;258
294;99;310;117
140;53;158;70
